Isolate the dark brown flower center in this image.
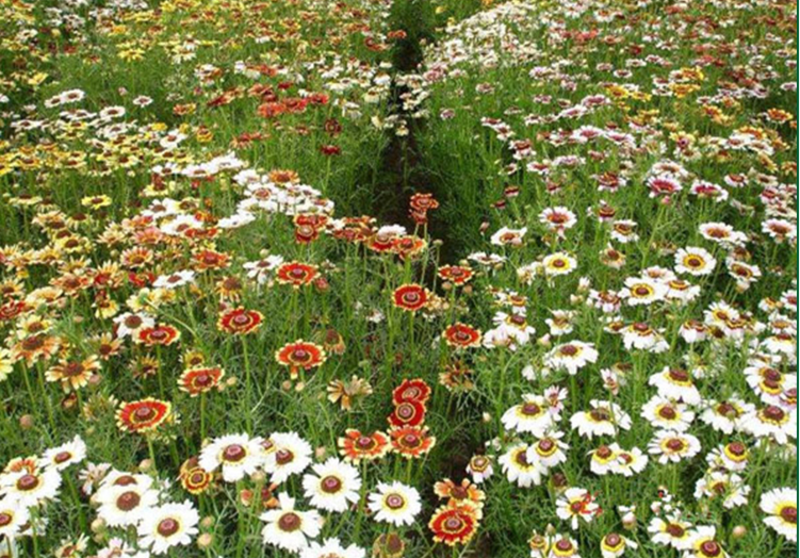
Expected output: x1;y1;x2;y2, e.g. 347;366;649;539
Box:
0;512;12;526
560;344;578;356
157;517;180;537
658;405;677;420
54;451;72;464
320;475;342;493
222;444;246;462
780;506;797;524
669;369;689;382
275;449;294;465
521;403;541;416
700;540;720;557
116;491;141;511
666;438;685;451
763;405;785;421
16;474;39;491
666;523;685;537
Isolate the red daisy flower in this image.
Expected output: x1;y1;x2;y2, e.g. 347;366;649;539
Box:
275;262;319;288
136;324;181;346
392;378;431;405
442;323;482;349
428;504;479;546
192;249;231;271
275;340;326;379
391;236;427;260
437;265;474;285
337;429;390;463
390;425;436;459
392;284;428;312
217;307;263;335
178;366;225;396
388;399;427;428
116;398;172;434
409;192;439;212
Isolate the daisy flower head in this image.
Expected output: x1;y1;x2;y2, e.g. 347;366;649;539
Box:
544;341;598;375
620;277;667;306
556;487;600;530
499;443;543;488
542;252;578;277
491;226;527;247
600;532;637;558
501;394;555;436
40;435;87;471
263;431;313;484
302;457;361;513
685;526;728;558
0;467;62;508
428;504;479;546
647;514;692;549
198;434;266;483
760;487;797;542
674;247;717;276
260;492;322;553
570;400;631;439
96;482;159;528
648;367;702;405
367;481;421;526
648;430;701;464
137;500;199;555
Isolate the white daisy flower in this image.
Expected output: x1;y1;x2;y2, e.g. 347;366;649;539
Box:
760;487;797;542
647;430;701;464
264;432;313;485
499;443;544;488
137;500;199;555
260;492;322;553
367;481;421;526
302;458;361;513
199;433;266;483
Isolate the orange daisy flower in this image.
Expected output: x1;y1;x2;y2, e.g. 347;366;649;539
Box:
390;425;436;459
136;324;181;346
275;262;319;288
442;323;482;349
116;398;172;434
178;366;225;396
338;429;390;464
437;265;473;285
392;284;428;312
217;308;263;335
428;504;479;546
275;340;326;379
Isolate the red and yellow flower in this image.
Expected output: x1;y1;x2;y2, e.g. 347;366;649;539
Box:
428;504;479;546
275;340;326;379
337;429;390;463
178;366;225;396
136;324;181;346
276;261;319;287
392;378;431;405
437;265;473;285
390;425;436;459
392;284;429;312
217;308;263;335
116;398;172;434
443;323;482;349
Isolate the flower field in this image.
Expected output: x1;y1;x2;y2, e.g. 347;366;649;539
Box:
0;0;797;557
